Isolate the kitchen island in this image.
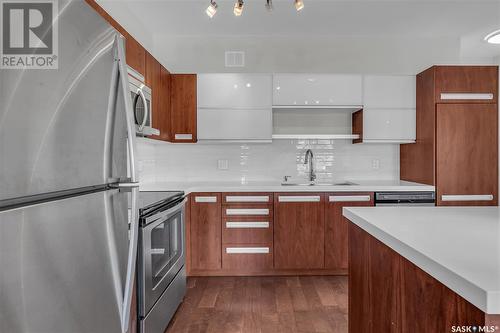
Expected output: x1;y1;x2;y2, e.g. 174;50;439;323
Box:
343;207;500;332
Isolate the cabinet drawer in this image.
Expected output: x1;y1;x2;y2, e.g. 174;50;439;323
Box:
223;193;273;204
222;217;272;244
223;203;273;217
222;244;273;270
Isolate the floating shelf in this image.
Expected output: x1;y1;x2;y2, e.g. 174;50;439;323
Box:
272;134;360;140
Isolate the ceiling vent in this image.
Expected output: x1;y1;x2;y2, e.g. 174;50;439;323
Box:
225;51;245;67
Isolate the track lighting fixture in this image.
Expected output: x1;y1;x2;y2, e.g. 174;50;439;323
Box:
234;0;244;16
295;0;304;11
206;0;304;18
206;0;217;18
265;0;273;12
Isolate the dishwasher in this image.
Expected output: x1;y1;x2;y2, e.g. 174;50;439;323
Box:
375;192;435;206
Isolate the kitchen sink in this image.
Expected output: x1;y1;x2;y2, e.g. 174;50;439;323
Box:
281;181;357;186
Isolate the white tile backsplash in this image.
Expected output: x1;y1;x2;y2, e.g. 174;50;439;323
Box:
136;138;400;183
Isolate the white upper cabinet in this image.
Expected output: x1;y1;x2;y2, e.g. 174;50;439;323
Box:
361;75;416;143
363;108;416;142
363;75;416;108
273;74;363;107
197;74;272;141
198;74;272;108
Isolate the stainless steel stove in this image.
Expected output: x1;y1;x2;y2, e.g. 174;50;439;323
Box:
137;191;187;333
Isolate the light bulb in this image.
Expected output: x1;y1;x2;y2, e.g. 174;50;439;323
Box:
206;1;217;18
295;0;304;11
234;0;244;16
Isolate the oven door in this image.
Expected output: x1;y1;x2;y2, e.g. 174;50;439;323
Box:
140;198;186;316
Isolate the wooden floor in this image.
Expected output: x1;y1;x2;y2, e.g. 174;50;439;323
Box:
165;276;348;333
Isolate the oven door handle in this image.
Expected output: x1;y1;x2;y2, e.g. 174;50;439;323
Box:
144;197;188;227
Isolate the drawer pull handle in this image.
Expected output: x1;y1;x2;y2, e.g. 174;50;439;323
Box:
278;196;321;203
441;194;493;202
226;208;269;215
226;221;269;228
174;134;193;140
226;196;270;203
195;196;217;203
440;93;494;100
329;195;371;202
226;247;269;254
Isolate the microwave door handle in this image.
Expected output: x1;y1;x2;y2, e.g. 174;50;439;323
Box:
137;87;149;131
115;34;139;333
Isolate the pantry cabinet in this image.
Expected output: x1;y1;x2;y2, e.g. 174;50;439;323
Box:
436;103;498;206
401;65;498;206
274;193;325;269
325;193;374;270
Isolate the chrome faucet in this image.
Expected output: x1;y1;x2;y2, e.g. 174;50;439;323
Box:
304;149;316;182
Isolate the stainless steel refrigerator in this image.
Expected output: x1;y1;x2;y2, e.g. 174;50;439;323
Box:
0;1;139;332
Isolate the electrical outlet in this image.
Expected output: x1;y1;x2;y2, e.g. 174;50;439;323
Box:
372;159;380;170
217;159;229;170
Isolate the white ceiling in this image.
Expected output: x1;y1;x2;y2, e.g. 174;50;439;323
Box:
97;0;500;73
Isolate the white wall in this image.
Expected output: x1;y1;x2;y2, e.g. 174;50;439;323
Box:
137;138;400;184
153;35;465;74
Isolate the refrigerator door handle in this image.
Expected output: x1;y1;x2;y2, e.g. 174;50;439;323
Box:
115;35;140;333
121;186;139;333
116;35;138;184
109;182;140;192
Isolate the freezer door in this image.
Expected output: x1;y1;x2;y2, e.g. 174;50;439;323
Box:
0;189;132;333
0;0;133;201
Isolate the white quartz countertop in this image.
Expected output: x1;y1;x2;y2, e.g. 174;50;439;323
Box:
343;207;500;314
139;180;434;193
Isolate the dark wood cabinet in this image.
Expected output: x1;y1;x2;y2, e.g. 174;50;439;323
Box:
189;193;221;271
87;0;197;144
125;36;146;76
325;193;374;270
170;74;197;143
145;52;171;142
348;221;499;333
348;223;401;333
436;103;498;206
435;66;498;104
274;193;325;269
85;1;146;76
401;65;498;206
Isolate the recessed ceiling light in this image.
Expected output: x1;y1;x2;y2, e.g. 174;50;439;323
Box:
234;0;244;16
206;0;217;18
295;0;304;11
485;30;500;44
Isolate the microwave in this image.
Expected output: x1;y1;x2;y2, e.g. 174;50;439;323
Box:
128;67;160;136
